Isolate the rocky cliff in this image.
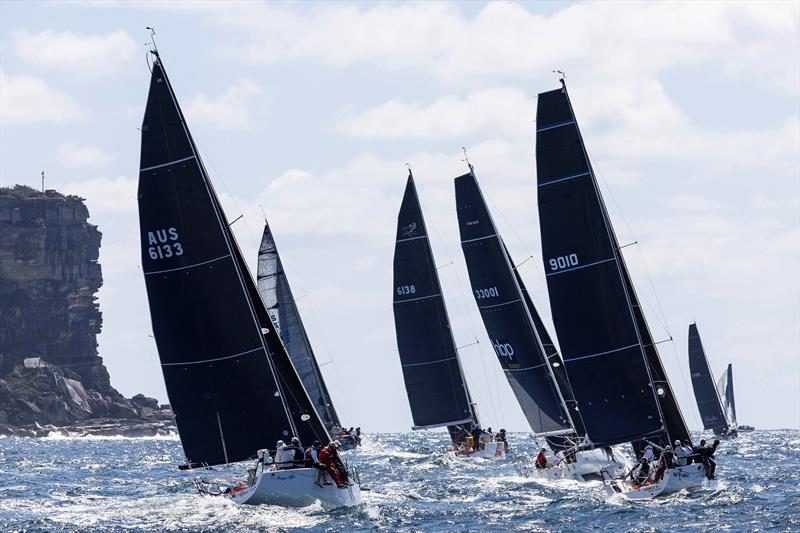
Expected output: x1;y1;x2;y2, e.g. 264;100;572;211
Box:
0;185;173;436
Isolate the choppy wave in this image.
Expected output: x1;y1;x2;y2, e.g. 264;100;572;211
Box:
1;430;798;532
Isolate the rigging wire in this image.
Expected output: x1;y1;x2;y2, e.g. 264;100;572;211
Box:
582;145;703;432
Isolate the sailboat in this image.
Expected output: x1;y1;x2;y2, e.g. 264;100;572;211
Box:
689;323;737;438
257;221;360;450
716;363;739;435
137;49;362;508
535;79;705;499
392;171;504;459
454;167;629;480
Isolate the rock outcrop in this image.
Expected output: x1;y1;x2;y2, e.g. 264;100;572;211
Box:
0;185;174;437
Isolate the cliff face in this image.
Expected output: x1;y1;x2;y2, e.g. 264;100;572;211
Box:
0;185;173;435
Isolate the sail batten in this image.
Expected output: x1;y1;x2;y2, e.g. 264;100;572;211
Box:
393;173;478;431
455;169;573;438
138;56;328;467
536;83;690;448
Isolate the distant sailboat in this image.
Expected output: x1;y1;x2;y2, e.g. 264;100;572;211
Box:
137;49;361;507
716;363;738;434
392;171;504;459
688;323;737;438
535;79;704;498
257;221;360;449
455;167;628;479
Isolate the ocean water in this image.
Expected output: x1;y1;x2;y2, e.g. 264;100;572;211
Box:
0;430;797;532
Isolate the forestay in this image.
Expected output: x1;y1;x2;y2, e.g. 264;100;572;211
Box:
257;221;341;433
688;323;728;433
138;55;329;468
392;172;477;430
535;82;691;448
455;169;573;437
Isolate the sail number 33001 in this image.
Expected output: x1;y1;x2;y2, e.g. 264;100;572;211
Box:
147;227;184;260
548;253;579;271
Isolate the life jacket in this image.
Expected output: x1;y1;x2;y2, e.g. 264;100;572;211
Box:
535;453;547;467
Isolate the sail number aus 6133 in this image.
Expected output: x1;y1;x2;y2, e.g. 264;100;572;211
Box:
147;227;184;260
548;253;579;271
396;285;416;296
474;286;499;299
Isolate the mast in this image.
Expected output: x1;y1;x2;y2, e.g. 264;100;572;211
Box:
455;167;575;439
257;220;341;432
688;323;728;434
138;51;329;467
392;171;478;433
535;79;691;449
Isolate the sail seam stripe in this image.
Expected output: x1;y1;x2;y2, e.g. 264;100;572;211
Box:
161;346;262;366
538;171;590;188
461;233;497;244
395;235;428;243
503;362;547;372
402;356;457;368
394;293;440;304
545;257;615;277
565;343;640;363
144;254;231;275
536;120;575;132
140;155;196;172
478;298;521;309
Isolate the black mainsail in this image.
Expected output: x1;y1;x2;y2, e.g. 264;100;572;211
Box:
138;53;329;468
257;221;341;433
455;168;574;438
535;80;692;449
717;363;737;431
392;172;478;432
688;323;728;434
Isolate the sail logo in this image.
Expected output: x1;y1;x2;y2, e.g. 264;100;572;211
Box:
147;227;184;260
401;222;418;237
492;340;515;361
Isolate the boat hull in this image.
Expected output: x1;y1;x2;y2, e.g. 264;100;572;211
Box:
606;463;706;499
523;449;630;481
447;440;506;459
228;468;362;508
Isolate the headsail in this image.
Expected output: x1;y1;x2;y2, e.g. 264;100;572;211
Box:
688;323;728;433
257;221;341;433
535;81;691;448
138;54;329;467
717;363;737;429
392;172;477;430
455;169;573;438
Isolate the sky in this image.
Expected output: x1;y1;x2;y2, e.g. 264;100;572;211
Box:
1;1;798;432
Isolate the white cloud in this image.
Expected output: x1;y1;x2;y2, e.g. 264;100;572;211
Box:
12;29;136;76
184;79;267;130
60;176;137;214
338;87;535;139
189;2;800;92
0;69;83;124
662;194;724;212
57;142;115;169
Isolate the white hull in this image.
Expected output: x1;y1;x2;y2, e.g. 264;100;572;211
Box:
523;449;630;481
227;468;362;509
606;463;706;500
447;440;506;459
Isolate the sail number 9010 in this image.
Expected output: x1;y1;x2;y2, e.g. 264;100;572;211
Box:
549;253;579;271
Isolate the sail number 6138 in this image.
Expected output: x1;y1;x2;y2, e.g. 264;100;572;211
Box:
549;253;579;271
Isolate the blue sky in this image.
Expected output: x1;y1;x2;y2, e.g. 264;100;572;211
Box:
1;1;798;432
